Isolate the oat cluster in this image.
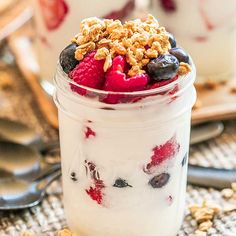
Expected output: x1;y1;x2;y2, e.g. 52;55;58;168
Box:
72;15;187;77
189;200;221;236
221;183;236;200
57;229;77;236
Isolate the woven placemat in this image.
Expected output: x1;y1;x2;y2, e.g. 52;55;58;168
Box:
0;61;236;236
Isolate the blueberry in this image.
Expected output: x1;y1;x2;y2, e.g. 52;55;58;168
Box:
149;173;170;188
70;172;78;182
147;54;179;81
167;32;177;48
113;178;132;188
59;43;79;74
181;153;188;167
169;47;189;64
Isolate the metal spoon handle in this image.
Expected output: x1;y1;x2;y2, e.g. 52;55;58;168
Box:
38;141;60;155
188;165;236;189
37;170;61;190
33;163;61;182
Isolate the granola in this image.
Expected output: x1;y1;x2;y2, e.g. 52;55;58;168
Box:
72;14;190;77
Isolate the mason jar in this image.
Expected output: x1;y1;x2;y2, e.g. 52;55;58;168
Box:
54;60;196;236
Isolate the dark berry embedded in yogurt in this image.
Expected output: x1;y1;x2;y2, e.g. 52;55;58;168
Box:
147;54;179;81
60;43;79;73
70;172;78;182
149;173;170;188
169;47;190;64
113;178;132;188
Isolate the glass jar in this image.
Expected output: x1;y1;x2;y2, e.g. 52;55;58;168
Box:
151;0;236;84
54;61;196;236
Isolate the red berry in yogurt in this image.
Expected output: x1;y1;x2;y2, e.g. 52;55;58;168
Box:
144;135;180;173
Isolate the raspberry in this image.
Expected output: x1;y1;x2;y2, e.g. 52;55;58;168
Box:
144;135;180;174
85;127;96;139
104;56;149;92
69;51;105;95
105;71;149;92
102;56;149;103
159;0;176;12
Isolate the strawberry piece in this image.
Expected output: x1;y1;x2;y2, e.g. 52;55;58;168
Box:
85;161;105;205
104;0;135;20
85;127;96;139
86;186;103;205
159;0;176;13
69;51;105;95
39;0;69;31
144;135;180;174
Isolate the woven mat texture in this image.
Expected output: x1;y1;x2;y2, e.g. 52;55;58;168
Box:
0;62;236;236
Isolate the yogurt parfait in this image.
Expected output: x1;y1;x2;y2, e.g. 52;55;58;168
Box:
54;15;196;236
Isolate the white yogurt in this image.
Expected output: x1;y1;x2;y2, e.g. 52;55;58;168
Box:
33;0;135;83
151;0;236;84
54;63;196;236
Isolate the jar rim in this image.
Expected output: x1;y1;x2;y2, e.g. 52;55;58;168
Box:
55;60;196;97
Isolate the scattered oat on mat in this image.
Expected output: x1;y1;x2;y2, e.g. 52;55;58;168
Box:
189;200;221;235
194;229;207;236
57;229;77;236
221;188;234;199
21;231;36;236
221;182;236;213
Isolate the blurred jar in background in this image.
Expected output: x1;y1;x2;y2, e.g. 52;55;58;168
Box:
33;0;135;92
151;0;236;84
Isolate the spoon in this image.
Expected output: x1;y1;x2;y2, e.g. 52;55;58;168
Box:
190;121;224;145
0;141;61;180
188;165;236;189
0;170;61;210
0;118;59;154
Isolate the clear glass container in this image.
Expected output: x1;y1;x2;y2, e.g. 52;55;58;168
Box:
54;62;196;236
